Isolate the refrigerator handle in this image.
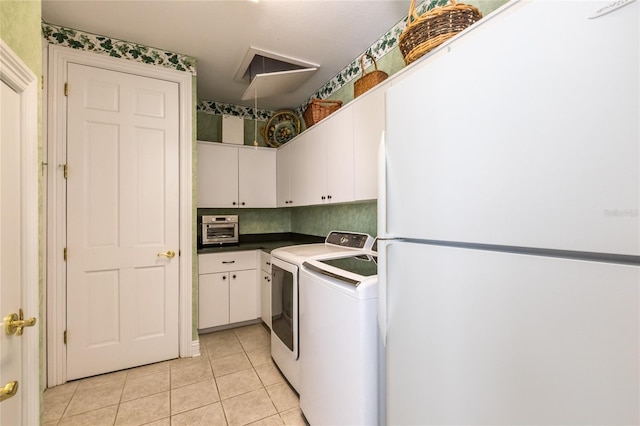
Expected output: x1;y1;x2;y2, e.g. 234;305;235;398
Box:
378;239;389;347
377;131;390;238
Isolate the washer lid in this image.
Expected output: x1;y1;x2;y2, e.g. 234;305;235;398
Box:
303;254;377;287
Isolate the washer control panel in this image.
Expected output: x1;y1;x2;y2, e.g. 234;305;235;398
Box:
325;231;373;250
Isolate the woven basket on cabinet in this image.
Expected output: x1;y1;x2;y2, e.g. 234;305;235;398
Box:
303;99;343;128
354;53;388;98
399;0;482;65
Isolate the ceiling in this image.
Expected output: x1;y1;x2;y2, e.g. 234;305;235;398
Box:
41;0;412;111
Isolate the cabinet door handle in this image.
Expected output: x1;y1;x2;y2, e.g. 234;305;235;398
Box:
328;195;332;200
222;260;235;264
232;274;236;279
222;275;227;280
241;202;246;206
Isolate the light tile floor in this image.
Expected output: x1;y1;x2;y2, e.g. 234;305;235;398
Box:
44;324;306;426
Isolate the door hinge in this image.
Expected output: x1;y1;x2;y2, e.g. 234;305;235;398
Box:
64;82;68;96
63;164;68;179
41;75;44;90
63;247;67;261
63;330;67;345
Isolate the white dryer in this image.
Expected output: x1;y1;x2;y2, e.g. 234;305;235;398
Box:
270;231;373;393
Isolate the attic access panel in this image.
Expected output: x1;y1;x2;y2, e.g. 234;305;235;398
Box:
236;47;318;100
241;68;317;100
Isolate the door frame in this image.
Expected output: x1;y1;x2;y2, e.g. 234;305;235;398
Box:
46;44;194;387
0;39;40;424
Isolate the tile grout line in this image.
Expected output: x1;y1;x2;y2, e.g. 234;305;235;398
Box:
207;344;231;426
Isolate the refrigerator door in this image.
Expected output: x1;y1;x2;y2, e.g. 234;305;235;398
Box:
385;0;639;256
386;242;639;425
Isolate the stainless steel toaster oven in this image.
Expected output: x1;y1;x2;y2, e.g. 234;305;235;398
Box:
200;215;239;245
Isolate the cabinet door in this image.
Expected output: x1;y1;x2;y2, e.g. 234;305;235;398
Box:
260;272;271;329
289;137;309;207
197;142;238;207
301;125;327;204
229;269;259;323
353;82;390;201
198;272;229;329
325;105;354;203
259;250;271;273
276;144;291;207
239;147;277;208
259;251;271;328
290;107;355;206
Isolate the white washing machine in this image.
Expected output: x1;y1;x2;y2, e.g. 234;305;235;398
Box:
299;250;379;425
270;231;373;393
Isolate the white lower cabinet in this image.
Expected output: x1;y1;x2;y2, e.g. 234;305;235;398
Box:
198;251;259;329
198;273;230;329
229;269;259;324
259;251;272;328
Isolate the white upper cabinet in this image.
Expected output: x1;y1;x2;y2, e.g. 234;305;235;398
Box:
288;137;309;207
276;142;306;207
238;148;276;208
200;84;389;209
276;143;291;207
325;104;354;204
197;141;276;208
197;142;238;207
298;125;325;205
353;81;390;201
290;105;354;206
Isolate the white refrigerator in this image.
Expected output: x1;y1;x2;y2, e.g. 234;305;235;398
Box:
378;0;639;424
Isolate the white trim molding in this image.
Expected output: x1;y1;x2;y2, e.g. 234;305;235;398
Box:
191;339;201;358
0;39;40;425
46;44;193;387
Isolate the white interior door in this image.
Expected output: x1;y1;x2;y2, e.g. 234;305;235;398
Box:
0;77;26;426
66;63;180;380
0;42;39;425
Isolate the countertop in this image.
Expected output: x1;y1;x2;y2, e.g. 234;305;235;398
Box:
197;232;325;255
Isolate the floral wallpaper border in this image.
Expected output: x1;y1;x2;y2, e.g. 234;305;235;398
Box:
197;100;273;121
42;21;197;75
296;0;448;116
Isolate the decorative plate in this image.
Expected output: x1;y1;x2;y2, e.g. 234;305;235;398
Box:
264;110;301;148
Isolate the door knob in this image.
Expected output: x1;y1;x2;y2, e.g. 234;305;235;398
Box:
0;381;18;403
157;250;176;259
4;309;36;336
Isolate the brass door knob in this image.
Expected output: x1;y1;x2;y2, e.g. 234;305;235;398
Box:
157;250;176;259
4;309;36;336
0;381;18;403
